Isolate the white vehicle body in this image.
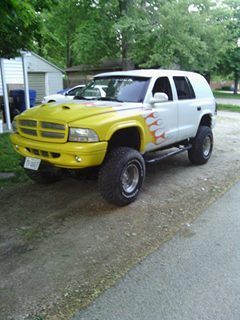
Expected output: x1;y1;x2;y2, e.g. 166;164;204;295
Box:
42;85;85;104
94;69;216;150
42;85;107;104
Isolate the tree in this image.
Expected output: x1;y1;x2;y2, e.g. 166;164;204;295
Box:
0;0;54;58
30;0;230;76
120;0;227;75
32;0;81;67
217;0;240;94
35;0;121;68
72;0;119;67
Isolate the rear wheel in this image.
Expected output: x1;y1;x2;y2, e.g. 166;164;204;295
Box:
188;126;213;165
25;165;63;184
99;147;145;206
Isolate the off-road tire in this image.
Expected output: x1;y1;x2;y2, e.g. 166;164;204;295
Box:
188;125;213;165
99;147;145;206
25;165;63;184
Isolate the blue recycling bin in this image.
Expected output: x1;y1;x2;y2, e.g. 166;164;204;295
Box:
11;89;37;113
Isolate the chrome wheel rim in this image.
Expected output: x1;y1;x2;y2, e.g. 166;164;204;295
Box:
121;164;139;193
203;136;211;157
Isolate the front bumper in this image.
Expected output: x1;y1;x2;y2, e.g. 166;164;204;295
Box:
10;133;108;169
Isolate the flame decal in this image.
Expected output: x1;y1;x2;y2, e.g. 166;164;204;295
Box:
142;112;166;145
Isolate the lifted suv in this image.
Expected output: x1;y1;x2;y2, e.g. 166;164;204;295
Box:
11;70;216;206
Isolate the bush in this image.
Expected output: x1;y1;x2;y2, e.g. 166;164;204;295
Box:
221;86;233;91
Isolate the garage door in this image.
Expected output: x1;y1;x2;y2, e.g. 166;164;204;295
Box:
28;72;46;103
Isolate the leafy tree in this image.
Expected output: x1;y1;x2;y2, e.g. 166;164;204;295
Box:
33;0;83;67
217;0;240;94
38;0;143;68
0;0;54;58
29;0;231;77
72;1;119;66
121;0;227;75
35;0;120;68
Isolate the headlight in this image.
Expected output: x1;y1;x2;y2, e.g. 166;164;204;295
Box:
12;119;18;133
69;128;99;142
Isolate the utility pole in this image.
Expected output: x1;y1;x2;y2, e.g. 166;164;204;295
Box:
21;51;30;109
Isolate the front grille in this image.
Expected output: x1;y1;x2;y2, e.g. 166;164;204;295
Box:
18;119;67;142
26;148;60;159
19;120;37;127
21;128;37;136
41;131;65;139
41;122;65;130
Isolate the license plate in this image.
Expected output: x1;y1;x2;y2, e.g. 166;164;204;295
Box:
24;157;41;171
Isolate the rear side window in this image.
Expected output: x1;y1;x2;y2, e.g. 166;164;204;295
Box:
173;76;195;100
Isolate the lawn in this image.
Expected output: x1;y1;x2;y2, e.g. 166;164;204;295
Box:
213;90;240;99
0;133;28;187
217;104;240;113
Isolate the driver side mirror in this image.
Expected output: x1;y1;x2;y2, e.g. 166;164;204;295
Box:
150;92;169;105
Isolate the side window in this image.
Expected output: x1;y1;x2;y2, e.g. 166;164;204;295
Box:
152;77;173;101
173;76;195;100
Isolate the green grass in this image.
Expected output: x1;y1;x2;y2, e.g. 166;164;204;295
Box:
217;104;240;112
213;90;240;99
0;133;28;187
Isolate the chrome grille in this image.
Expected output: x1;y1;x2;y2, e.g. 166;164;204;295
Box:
18;119;67;142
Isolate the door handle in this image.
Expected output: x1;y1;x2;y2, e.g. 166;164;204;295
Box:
197;106;202;111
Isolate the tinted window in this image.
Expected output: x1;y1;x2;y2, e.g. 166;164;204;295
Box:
152;77;173;101
75;76;150;103
173;76;195;100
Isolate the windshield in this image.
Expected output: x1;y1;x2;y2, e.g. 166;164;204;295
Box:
74;76;150;103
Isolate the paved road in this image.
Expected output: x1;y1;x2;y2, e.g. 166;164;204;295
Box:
216;98;240;106
73;181;240;320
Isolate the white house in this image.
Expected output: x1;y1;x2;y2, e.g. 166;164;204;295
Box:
0;52;64;103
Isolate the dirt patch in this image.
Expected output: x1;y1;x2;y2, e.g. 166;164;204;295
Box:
0;111;240;320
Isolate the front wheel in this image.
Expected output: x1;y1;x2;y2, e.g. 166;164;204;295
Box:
98;147;145;206
188;126;213;165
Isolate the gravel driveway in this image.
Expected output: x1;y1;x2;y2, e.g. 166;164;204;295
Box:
0;111;240;320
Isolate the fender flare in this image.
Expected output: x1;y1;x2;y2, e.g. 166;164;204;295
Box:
104;121;146;152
